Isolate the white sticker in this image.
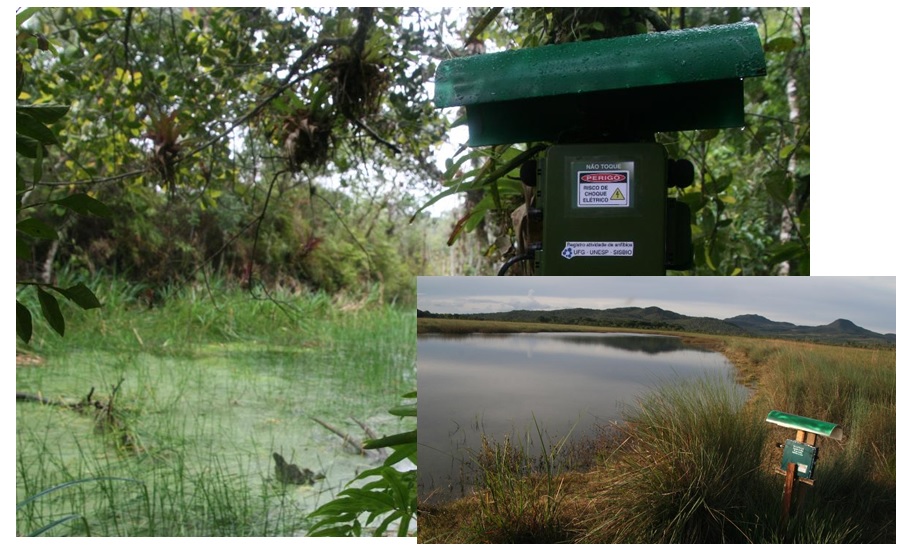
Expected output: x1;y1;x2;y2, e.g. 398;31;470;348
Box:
577;170;629;207
561;241;634;259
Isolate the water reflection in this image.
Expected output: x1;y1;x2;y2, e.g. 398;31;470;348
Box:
418;332;741;504
546;332;700;354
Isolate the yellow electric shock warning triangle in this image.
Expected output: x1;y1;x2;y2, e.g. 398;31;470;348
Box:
610;188;625;200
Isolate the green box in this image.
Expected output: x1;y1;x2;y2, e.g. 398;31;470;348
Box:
781;439;818;480
534;143;668;275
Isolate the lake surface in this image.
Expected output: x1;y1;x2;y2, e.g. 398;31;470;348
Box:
417;332;742;503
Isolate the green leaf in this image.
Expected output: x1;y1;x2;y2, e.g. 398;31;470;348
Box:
779;143;796;160
387;403;416;417
449;113;468;129
412;184;467;221
16;104;69;124
799;207;810;236
703;238;718;272
17;163;27;193
384;442;416;467
32;141;43;183
764;170;793;204
52;194;113;218
364;430;416;450
52;283;102;310
16;7;41;27
16;133;41;158
679;192;706;214
17;218;58;240
765;37;796;53
17;301;33;343
709;173;733;194
16;112;59;146
37;288;65;337
16;234;32;260
766;241;805;266
27;514;88;538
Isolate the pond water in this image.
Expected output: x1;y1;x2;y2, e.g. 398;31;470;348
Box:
417;332;742;503
16;338;415;536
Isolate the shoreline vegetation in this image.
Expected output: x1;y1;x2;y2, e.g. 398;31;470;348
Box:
417;318;896;543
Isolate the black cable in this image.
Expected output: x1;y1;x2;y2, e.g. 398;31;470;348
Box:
497;253;533;276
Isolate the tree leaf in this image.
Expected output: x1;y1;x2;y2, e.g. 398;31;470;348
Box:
709;173;733;193
779;143;796;160
16;133;41;158
766;241;805;266
52;194;113;218
17;218;58;240
52;283;102;309
16;111;59;146
32;141;43;183
17;163;27;193
17;104;70;124
765;37;796;53
678;192;706;214
17;8;41;27
16;301;33;343
764;170;793;204
37;287;65;337
16;234;32;260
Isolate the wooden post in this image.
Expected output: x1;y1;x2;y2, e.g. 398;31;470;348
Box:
781;461;797;526
794;431;816;515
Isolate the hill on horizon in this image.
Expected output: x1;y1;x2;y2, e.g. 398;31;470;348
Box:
417;306;895;347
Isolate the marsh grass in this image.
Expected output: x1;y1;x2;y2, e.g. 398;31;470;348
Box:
420;336;896;543
584;376;775;543
467;416;579;543
16;279;415;536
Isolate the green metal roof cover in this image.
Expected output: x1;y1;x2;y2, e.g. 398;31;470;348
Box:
436;22;765;107
765;410;843;441
434;22;767;145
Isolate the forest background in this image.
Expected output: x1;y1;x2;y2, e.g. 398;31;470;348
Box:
15;7;816;316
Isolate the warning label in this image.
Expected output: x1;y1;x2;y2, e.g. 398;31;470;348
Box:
577;170;629;207
561;241;634;259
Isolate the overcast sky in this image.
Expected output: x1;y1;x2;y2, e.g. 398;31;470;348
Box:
417;276;896;335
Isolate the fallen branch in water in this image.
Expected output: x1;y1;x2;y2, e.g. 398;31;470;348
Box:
310;416;387;459
16;381;141;453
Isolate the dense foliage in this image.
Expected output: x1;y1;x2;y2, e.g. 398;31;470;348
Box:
16;7;459;308
16;7;811;318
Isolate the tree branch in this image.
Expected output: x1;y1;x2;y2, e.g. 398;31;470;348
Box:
350;117;401;155
635;8;671;32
